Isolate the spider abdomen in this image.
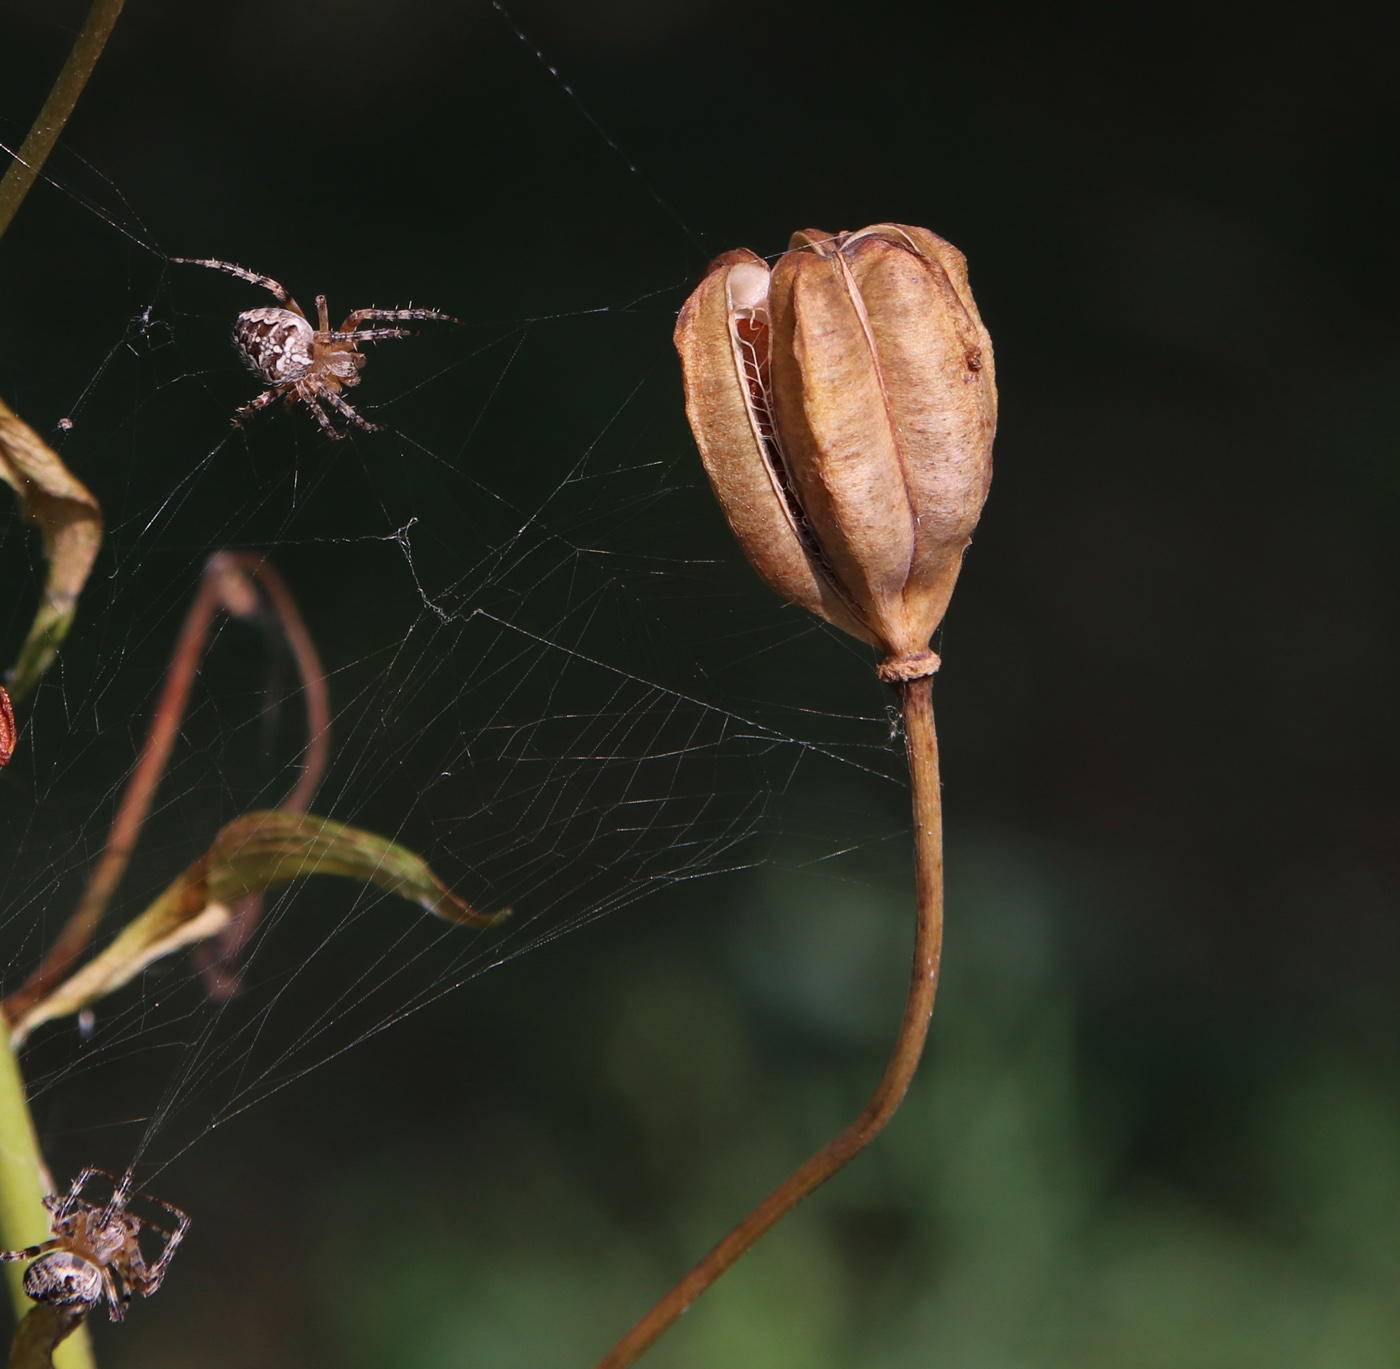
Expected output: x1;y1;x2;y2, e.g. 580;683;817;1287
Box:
234;307;314;384
23;1251;104;1309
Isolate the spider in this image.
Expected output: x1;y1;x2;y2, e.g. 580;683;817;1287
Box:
172;257;460;438
0;1167;190;1322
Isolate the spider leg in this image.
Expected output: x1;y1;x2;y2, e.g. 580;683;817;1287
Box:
136;1208;190;1296
323;387;383;433
235;384;294;427
316;294;331;332
318;328;415;343
119;1187;190;1245
301;385;347;440
72;1166;119;1193
171;258;307;319
90;1167;139;1224
84;1174;187;1236
132;1215;174;1241
338;307;462;329
0;1238;61;1261
53;1166;114;1222
100;1266;125;1323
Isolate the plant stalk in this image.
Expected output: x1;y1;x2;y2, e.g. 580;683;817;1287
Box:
192;555;332;996
3;552;330;1023
0;1035;94;1369
0;0;129;245
2;572;224;1025
594;675;944;1368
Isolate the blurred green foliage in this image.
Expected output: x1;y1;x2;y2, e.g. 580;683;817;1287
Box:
289;828;1400;1368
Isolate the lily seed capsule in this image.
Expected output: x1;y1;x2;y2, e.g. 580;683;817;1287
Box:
675;224;996;681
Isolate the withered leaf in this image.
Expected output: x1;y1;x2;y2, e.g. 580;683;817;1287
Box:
9;810;506;1044
0;398;103;703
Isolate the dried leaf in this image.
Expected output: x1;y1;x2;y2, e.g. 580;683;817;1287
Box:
9;810;506;1044
0;398;103;703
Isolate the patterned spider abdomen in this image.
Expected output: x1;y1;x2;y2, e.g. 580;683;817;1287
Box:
24;1251;103;1309
233;307;314;384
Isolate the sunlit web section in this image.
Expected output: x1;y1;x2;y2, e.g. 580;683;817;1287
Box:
0;75;910;1191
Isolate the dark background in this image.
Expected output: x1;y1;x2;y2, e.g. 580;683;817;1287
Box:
3;1;1400;1365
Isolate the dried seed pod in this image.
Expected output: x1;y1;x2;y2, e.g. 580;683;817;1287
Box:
675;224;996;681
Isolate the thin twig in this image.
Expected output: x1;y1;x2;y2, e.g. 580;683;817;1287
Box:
593;675;944;1368
1;554;330;1022
0;0;129;244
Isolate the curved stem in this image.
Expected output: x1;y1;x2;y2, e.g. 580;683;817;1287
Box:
192;554;332;996
594;675;943;1369
0;0;129;245
2;553;331;1022
232;554;331;817
1;572;222;1025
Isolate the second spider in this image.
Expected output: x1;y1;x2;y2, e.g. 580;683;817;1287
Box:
0;1167;189;1322
174;257;460;438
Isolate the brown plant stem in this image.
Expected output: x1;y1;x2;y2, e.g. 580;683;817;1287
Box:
2;571;223;1025
230;554;331;817
594;674;944;1369
0;0;128;245
191;555;331;995
1;554;329;1023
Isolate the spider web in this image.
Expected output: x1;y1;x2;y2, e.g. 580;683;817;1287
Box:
0;3;918;1196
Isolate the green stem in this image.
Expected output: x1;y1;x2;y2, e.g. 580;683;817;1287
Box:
0;0;129;245
0;1035;94;1369
3;8;127;1363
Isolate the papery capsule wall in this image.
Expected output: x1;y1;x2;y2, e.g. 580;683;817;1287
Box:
847;226;996;648
769;236;921;651
772;226;996;669
674;248;877;645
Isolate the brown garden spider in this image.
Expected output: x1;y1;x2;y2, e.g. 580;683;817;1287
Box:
172;257;460;438
0;1167;189;1322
